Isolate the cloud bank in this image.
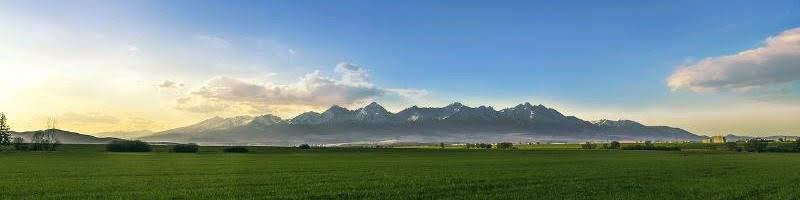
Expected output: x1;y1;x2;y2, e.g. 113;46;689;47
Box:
175;63;426;114
668;28;800;92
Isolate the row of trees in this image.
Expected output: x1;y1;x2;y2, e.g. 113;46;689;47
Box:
460;142;515;149
0;113;60;151
464;143;493;149
582;141;621;149
582;141;680;151
724;138;800;152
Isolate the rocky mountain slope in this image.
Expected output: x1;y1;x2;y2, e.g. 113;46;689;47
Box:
140;102;702;145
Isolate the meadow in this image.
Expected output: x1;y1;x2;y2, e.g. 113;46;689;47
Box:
1;145;799;199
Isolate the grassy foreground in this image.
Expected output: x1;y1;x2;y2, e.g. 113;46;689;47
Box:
1;145;800;199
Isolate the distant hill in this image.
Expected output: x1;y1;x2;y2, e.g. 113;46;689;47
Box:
12;129;122;144
140;102;703;145
93;130;154;139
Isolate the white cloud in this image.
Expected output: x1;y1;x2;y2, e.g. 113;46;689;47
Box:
667;27;800;93
177;63;426;114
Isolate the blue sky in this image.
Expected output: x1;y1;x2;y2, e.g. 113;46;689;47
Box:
1;0;799;135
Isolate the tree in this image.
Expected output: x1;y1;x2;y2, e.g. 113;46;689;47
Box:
643;141;655;150
172;143;199;153
744;138;768;152
223;146;249;153
31;118;60;151
608;141;621;149
581;142;597;149
0;113;11;146
12;137;27;151
724;142;741;152
794;138;800;152
497;142;513;149
299;144;311;149
439;142;445;149
465;143;476;149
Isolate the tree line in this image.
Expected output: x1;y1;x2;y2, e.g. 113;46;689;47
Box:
0;113;60;151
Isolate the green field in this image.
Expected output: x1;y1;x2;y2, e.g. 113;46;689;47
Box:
2;145;800;199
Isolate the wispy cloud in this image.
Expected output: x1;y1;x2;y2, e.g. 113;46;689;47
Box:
193;34;231;49
59;112;120;124
158;80;184;89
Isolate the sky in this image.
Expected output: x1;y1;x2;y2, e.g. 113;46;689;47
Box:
0;0;799;136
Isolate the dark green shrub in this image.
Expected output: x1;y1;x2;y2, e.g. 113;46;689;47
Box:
12;137;28;151
223;146;249;153
795;138;800;152
608;141;621;149
643;141;655;149
620;144;680;151
497;142;513;149
30;141;60;151
107;140;152;152
299;144;311;149
172;143;199;153
581;142;597;149
724;142;741;152
743;139;768;152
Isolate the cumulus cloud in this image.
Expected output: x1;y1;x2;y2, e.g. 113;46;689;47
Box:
174;63;426;114
667;28;800;92
189;63;384;107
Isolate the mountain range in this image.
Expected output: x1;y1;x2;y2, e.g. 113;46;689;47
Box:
139;102;702;145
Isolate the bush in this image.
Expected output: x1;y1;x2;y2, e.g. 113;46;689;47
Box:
30;141;60;151
795;138;800;152
608;141;621;149
476;143;492;149
581;142;597;149
620;144;680;151
12;137;28;151
106;140;152;152
643;141;655;149
223;146;249;153
497;142;513;149
724;142;741;152
299;144;311;149
172;143;199;153
743;139;768;152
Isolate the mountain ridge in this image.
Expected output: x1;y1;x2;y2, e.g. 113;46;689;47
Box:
12;129;122;144
140;102;703;145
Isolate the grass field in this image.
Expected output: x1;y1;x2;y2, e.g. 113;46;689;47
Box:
2;145;800;199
